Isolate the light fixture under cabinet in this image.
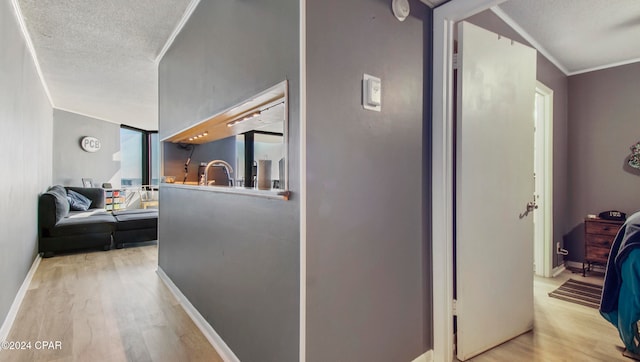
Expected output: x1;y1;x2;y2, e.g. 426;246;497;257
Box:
187;131;208;141
163;80;288;145
227;111;261;127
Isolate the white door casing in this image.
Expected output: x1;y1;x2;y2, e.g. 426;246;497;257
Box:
455;21;536;360
534;81;554;277
432;2;509;361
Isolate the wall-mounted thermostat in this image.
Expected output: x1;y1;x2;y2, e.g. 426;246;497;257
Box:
363;74;381;112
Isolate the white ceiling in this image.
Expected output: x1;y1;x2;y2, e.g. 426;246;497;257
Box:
13;0;640;132
497;0;640;75
16;0;193;130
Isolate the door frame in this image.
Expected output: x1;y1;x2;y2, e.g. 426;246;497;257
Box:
431;1;509;361
534;81;554;277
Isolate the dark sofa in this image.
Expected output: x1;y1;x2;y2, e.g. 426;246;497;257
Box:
112;209;158;249
38;185;158;257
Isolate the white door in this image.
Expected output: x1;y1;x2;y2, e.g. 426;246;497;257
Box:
455;21;537;361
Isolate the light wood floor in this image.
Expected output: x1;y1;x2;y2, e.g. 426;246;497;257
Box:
0;245;223;362
459;268;630;361
2;248;631;362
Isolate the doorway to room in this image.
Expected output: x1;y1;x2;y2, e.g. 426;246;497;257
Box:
433;1;565;360
453;20;537;360
533;81;554;278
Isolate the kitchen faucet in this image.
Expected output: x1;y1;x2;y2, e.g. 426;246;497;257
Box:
203;160;234;186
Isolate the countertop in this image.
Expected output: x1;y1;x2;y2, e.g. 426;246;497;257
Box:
160;182;290;200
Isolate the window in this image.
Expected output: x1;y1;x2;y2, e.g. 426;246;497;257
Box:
150;133;160;185
120;126;159;186
121;127;143;186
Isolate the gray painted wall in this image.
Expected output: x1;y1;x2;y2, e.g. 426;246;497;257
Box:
565;62;640;261
52;109;121;188
0;0;52;330
163;137;236;184
466;10;570;267
305;1;429;361
159;187;299;361
157;0;299;360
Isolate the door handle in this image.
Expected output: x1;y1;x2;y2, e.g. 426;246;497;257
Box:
519;198;538;219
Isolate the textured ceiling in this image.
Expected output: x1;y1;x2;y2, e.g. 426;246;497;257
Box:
498;0;640;74
17;0;640;132
17;0;193;130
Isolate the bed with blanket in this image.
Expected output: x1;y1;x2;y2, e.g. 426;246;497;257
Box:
600;211;640;357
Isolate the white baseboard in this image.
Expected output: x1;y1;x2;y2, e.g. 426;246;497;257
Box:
156;267;239;362
0;254;41;341
552;264;566;277
411;349;434;362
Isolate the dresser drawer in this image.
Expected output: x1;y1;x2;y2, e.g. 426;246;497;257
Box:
585;233;616;248
586;246;611;264
586;221;621;236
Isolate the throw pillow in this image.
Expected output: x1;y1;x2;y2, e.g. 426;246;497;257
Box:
67;189;92;211
48;185;70;219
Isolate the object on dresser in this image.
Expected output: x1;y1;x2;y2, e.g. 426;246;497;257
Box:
583;217;624;276
599;210;627;221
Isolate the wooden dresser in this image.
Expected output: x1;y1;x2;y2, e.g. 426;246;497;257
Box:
583;217;624;276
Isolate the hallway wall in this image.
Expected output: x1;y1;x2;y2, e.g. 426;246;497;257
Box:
305;1;431;360
157;0;300;361
0;1;53;333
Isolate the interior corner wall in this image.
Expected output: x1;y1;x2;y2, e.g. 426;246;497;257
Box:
565;62;640;262
157;0;300;361
0;0;52;330
305;1;430;361
52;109;121;188
465;10;570;267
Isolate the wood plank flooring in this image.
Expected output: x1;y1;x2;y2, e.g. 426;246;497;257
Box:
2;248;632;362
0;245;223;362
460;269;630;361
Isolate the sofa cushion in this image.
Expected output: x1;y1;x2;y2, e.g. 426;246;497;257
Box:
112;209;156;216
113;210;158;231
49;212;116;237
67;190;92;211
67;209;110;217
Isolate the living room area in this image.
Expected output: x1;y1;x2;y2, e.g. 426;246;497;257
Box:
34;109;161;257
0;0;174;354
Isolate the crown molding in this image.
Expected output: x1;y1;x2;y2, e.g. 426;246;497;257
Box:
569;57;640;76
155;0;202;64
10;0;55;107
